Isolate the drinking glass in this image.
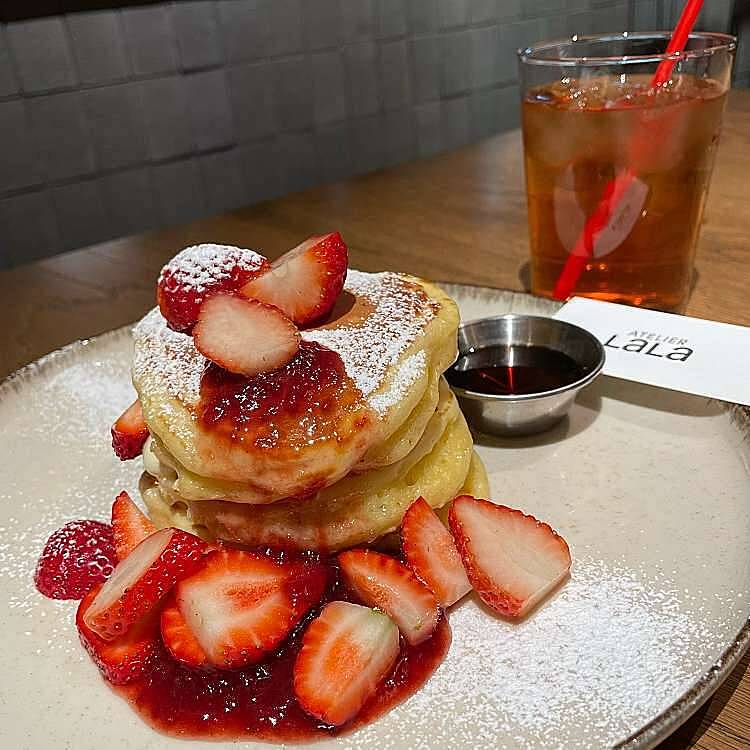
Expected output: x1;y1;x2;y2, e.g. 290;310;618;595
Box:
519;32;735;311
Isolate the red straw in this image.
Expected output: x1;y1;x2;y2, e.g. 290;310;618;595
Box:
552;0;706;301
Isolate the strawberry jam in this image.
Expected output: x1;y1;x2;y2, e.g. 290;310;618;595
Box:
35;520;116;599
199;341;371;454
118;554;450;742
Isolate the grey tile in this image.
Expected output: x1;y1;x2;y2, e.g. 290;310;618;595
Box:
470;87;502;139
565;0;591;9
312;51;348;126
217;0;270;63
407;0;439;34
6;18;76;94
701;0;734;32
631;0;659;30
410;36;441;102
470;84;520;139
438;0;470;29
239;139;282;203
497;83;521;131
66;11;129;85
304;0;342;50
415;101;442;157
471;25;501;89
314;122;352;184
28;91;96;182
345;42;380;117
738;15;750;75
268;0;304;56
565;10;595;36
0;28;19;97
543;13;567;41
199;149;249;215
52;180;110;251
102;167;159;238
272;57;314;132
522;0;565;16
349;115;385;174
121;5;178;76
152;159;207;226
276;132;319;193
442;31;471;95
378;0;407;38
500;19;545;81
341;0;376;41
381;108;416;166
227;62;276;141
171;1;223;71
186;70;235;151
139;77;193;160
379;41;410;111
470;0;498;24
442;95;470;151
0;100;40;193
83;83;148;170
0;191;60;267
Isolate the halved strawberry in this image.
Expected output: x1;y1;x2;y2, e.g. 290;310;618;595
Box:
111;399;149;461
293;601;399;726
157;244;270;333
240;232;348;326
401;496;472;608
83;527;207;641
77;584;159;685
192;293;301;376
160;592;210;669
338;549;439;646
111;491;157;561
448;495;572;618
174;549;329;669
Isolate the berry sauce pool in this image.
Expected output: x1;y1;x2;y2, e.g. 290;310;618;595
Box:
36;525;451;742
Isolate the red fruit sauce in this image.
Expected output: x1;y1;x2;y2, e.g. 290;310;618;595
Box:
199;341;371;453
37;531;451;742
34;520;117;599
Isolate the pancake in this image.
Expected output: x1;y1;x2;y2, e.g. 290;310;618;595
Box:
132;271;459;505
140;400;488;552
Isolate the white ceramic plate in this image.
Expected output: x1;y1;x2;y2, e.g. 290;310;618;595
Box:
1;285;749;750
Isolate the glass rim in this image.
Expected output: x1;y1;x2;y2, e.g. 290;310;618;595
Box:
518;31;737;67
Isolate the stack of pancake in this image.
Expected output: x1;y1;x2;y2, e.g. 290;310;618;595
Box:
133;269;488;552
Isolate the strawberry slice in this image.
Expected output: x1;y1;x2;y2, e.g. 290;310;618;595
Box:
240;232;348;326
192;293;301;376
338;549;439;645
448;495;572;618
160;593;210;669
157;244;270;333
77;584;159;685
174;549;329;669
111;491;157;561
111;399;149;461
83;527;207;641
294;601;399;726
401;496;472;608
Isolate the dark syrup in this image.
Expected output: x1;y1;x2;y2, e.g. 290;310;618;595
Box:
447;345;586;396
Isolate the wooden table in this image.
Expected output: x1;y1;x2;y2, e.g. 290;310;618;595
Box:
3;91;749;750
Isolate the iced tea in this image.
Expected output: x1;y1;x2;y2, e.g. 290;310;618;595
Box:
522;74;726;311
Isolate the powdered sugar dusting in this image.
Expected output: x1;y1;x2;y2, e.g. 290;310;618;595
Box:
134;270;439;417
345;555;739;749
305;271;438;408
158;244;266;294
132;309;204;404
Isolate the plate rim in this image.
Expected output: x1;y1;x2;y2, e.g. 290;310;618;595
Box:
3;284;749;750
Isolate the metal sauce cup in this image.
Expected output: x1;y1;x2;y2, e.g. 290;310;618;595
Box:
448;314;605;436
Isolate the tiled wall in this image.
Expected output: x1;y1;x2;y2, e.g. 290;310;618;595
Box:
0;0;739;268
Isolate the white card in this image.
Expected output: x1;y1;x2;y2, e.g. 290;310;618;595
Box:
554;297;750;406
